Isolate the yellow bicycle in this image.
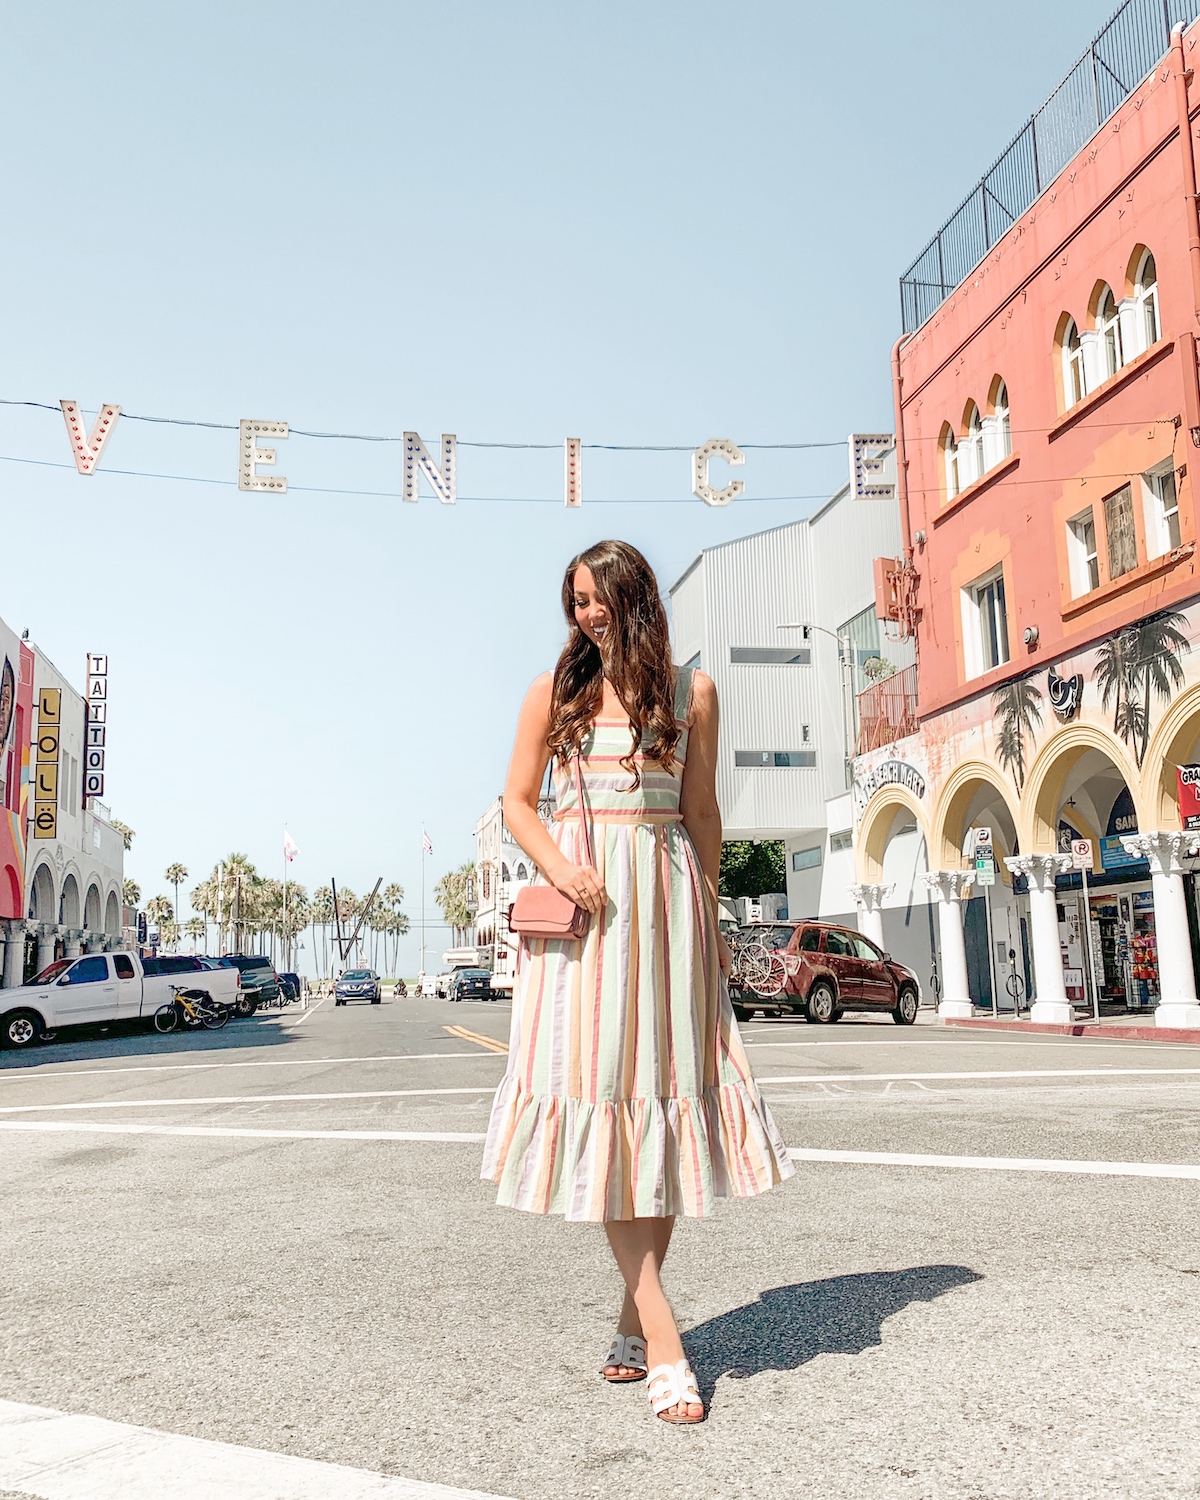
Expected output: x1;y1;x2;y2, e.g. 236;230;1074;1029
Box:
153;984;228;1033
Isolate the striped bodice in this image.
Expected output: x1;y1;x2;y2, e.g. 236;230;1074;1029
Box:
553;666;692;826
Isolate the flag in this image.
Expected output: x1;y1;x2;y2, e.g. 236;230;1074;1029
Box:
422;831;433;856
283;830;299;862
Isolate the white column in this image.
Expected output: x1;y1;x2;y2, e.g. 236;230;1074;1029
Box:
1005;854;1073;1024
849;882;892;950
1;920;25;988
64;929;83;960
920;870;975;1019
35;925;55;974
1120;832;1200;1028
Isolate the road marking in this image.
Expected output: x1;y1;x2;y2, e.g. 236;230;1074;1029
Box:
0;1397;511;1499
0;1121;488;1142
788;1147;1200;1180
284;996;325;1027
443;1024;508;1055
0;1051;500;1083
761;1066;1200;1083
741;1036;1200;1051
0;1087;498;1115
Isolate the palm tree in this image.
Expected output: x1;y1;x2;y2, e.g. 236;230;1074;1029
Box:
145;895;174;947
992;678;1044;791
111;820;135;851
122;878;141;907
183;915;206;951
311;886;333;978
435;864;476;946
165;863;188;930
1094;626;1141;746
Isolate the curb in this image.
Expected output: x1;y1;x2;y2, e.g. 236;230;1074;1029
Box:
942;1016;1200;1044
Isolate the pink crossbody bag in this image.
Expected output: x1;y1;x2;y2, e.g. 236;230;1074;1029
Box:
507;753;594;943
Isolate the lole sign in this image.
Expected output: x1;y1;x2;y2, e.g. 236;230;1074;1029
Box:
1178;765;1200;831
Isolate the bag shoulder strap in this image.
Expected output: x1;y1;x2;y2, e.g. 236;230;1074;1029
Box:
573;752;594;868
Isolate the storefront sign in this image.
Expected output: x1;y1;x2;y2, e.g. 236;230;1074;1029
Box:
33;688;60;839
1100;835;1146;871
859;759;926;802
84;655;106;801
1178;764;1200;830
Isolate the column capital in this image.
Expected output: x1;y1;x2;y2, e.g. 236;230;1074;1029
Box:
1004;853;1073;890
849;882;894;912
1120;830;1196;876
920;869;975;903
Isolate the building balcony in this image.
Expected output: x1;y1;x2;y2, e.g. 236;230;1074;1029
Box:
856;664;919;754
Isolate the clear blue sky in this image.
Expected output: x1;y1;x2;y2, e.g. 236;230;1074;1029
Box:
1;0;1110;971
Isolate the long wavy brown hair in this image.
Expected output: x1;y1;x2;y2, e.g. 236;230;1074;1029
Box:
547;540;680;786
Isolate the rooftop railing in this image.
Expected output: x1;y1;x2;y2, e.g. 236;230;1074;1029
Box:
856;663;919;755
899;0;1200;334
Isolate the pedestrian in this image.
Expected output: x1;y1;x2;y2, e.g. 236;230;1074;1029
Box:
481;539;794;1426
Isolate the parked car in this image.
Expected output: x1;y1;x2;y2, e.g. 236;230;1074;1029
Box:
0;951;241;1049
335;968;382;1005
448;968;493;1002
277;971;302;1003
219;955;280;1014
434;971;455;999
731;921;920;1026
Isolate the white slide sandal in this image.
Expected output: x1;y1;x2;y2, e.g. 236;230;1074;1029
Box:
600;1333;647;1382
647;1359;706;1424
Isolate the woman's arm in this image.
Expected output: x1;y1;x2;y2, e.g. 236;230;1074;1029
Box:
502;674;607;915
678;671;730;971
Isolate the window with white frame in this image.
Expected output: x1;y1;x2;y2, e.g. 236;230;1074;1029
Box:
1096;286;1123;381
942;425;960;499
1142;462;1180;556
1062;318;1086;406
994;379;1012;459
1103;485;1138;579
1066;509;1100;595
828;829;853;853
1135;250;1159;352
963;403;985;487
791;847;821;872
963;567;1010;675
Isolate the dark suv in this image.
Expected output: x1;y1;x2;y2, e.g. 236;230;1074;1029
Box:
449;968;493;1002
218;955;279;1015
732;922;920;1026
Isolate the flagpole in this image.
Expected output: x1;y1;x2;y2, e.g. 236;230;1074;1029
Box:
282;832;288;972
421;833;426;976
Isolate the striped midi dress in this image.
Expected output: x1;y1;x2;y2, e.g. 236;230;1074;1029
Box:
480;666;795;1222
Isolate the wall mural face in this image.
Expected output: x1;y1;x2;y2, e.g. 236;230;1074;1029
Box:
853;603;1200;832
0;658;13;752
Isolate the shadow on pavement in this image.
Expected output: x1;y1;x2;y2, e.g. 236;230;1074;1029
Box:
684;1264;982;1395
0;1013;303;1072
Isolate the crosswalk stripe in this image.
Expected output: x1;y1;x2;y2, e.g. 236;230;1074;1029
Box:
788;1147;1200;1179
0;1121;487;1142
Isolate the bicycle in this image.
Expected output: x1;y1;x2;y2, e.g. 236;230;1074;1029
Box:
153;985;229;1033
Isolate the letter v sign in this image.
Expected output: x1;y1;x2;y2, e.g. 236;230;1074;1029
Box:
60;400;121;474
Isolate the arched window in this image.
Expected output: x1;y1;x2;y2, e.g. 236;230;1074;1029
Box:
516;863;528;881
993;380;1012;459
500;863;510;882
941;424;960;500
1096;286;1123;380
1135;250;1159;349
964;403;985;486
1062;318;1085;406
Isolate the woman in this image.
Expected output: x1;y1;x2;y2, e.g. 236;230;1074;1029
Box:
481;539;794;1425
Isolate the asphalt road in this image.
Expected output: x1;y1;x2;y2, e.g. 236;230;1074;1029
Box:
3;995;1200;1499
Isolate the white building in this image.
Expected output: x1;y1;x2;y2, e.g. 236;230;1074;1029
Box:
474;787;554;995
668;469;933;981
5;647;127;985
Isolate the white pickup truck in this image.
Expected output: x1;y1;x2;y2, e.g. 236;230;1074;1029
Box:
0;951;242;1050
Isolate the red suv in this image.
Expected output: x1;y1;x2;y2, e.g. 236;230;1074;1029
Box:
732;921;920;1026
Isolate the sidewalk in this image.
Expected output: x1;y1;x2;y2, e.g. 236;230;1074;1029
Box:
942;1013;1200;1044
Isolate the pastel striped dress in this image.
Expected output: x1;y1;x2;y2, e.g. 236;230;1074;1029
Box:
481;666;795;1222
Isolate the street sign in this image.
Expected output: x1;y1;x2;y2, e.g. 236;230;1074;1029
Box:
1071;838;1093;871
974;860;996;886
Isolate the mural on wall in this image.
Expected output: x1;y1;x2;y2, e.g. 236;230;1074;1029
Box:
0;658;13;750
1093;611;1190;769
992;677;1044;791
853;602;1200;834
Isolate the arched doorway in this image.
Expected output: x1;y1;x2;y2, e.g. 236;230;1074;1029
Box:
104;890;120;936
931;763;1022;1015
28;862;55;923
60;872;81;928
84;882;102;932
855;786;933;986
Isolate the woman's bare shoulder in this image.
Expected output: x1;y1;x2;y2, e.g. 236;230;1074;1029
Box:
520;673;554;717
689;670;718;713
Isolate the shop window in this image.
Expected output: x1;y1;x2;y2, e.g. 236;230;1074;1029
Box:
1067;509;1100;595
1096;286;1124;381
1061;318;1086;407
963;567;1010;675
1142;462;1180;556
1134;250;1159;351
791;847;821;872
1103;485;1138;579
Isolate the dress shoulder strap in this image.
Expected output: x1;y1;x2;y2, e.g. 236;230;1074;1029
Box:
672;664;695;724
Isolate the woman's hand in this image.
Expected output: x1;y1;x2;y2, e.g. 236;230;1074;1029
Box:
547;859;608;914
716;930;732;976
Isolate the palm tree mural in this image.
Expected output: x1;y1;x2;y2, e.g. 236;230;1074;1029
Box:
992;677;1044;790
1094;611;1190;767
